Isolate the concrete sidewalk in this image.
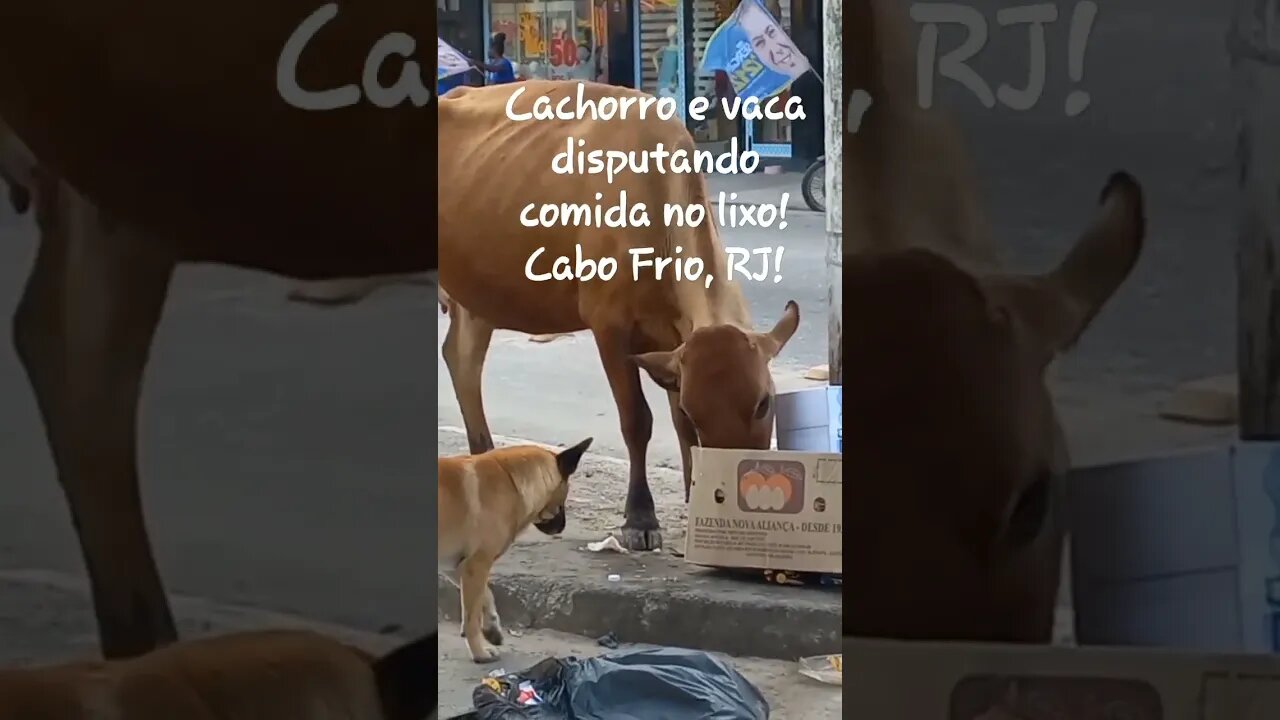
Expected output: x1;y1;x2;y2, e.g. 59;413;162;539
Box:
0;568;407;665
437;534;841;661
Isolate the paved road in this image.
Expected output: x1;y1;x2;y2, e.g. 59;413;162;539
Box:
436;207;831;469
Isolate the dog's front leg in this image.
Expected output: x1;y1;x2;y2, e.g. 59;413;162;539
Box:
442;568;469;640
480;583;504;647
459;555;500;663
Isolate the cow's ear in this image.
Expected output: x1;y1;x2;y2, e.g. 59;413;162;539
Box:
994;172;1144;362
632;349;682;392
752;301;800;358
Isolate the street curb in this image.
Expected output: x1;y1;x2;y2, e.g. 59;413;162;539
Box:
437;543;840;661
0;568;408;661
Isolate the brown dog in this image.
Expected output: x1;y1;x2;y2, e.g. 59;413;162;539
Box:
0;629;436;719
438;438;593;663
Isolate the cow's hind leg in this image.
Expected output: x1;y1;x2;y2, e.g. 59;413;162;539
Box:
11;182;177;658
441;300;496;454
592;326;660;550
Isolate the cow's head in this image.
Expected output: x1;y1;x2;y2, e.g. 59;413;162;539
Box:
632;301;800;450
842;172;1144;643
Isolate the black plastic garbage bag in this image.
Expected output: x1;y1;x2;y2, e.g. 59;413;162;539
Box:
472;646;770;720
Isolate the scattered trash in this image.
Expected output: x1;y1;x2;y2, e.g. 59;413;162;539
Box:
607;573;621;582
763;569;805;586
528;333;575;344
803;364;830;381
798;654;842;686
596;631;620;649
750;568;842;587
472;646;770;719
585;536;628;554
514;680;544;706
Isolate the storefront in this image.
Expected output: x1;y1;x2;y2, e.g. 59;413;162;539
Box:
438;0;486;78
483;1;612;82
467;1;823;165
654;0;823;166
783;0;824;166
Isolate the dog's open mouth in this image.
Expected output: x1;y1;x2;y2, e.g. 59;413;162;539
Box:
534;506;566;535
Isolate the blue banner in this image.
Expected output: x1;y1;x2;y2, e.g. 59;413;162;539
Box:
699;0;811;100
438;37;472;81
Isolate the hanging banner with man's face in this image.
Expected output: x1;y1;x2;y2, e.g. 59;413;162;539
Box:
699;0;811;100
438;37;473;80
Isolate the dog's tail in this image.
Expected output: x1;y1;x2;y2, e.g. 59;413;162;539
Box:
373;631;438;720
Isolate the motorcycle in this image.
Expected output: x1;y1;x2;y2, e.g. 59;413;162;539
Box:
801;155;826;213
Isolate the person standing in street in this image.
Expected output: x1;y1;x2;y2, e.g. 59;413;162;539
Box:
474;32;517;85
653;24;681;104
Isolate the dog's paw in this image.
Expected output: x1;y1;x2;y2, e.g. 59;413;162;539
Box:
483;623;505;646
471;645;501;664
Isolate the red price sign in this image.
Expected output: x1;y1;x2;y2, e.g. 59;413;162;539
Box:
549;36;578;66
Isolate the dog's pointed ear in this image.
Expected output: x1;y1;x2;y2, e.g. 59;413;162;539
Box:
556;437;593;478
632;350;682;392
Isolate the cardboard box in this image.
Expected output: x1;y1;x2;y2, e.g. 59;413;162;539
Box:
775;385;842;452
845;637;1280;718
684;447;842;574
1068;442;1280;653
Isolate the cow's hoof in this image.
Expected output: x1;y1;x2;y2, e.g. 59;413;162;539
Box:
483;623;505;646
471;645;501;664
619;527;663;551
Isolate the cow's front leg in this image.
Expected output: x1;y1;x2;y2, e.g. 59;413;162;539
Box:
440;299;496;454
592;326;660;550
12;179;177;658
668;391;697;502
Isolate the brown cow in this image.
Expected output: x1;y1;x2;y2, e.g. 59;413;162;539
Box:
0;0;434;660
438;81;800;551
842;0;1146;642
